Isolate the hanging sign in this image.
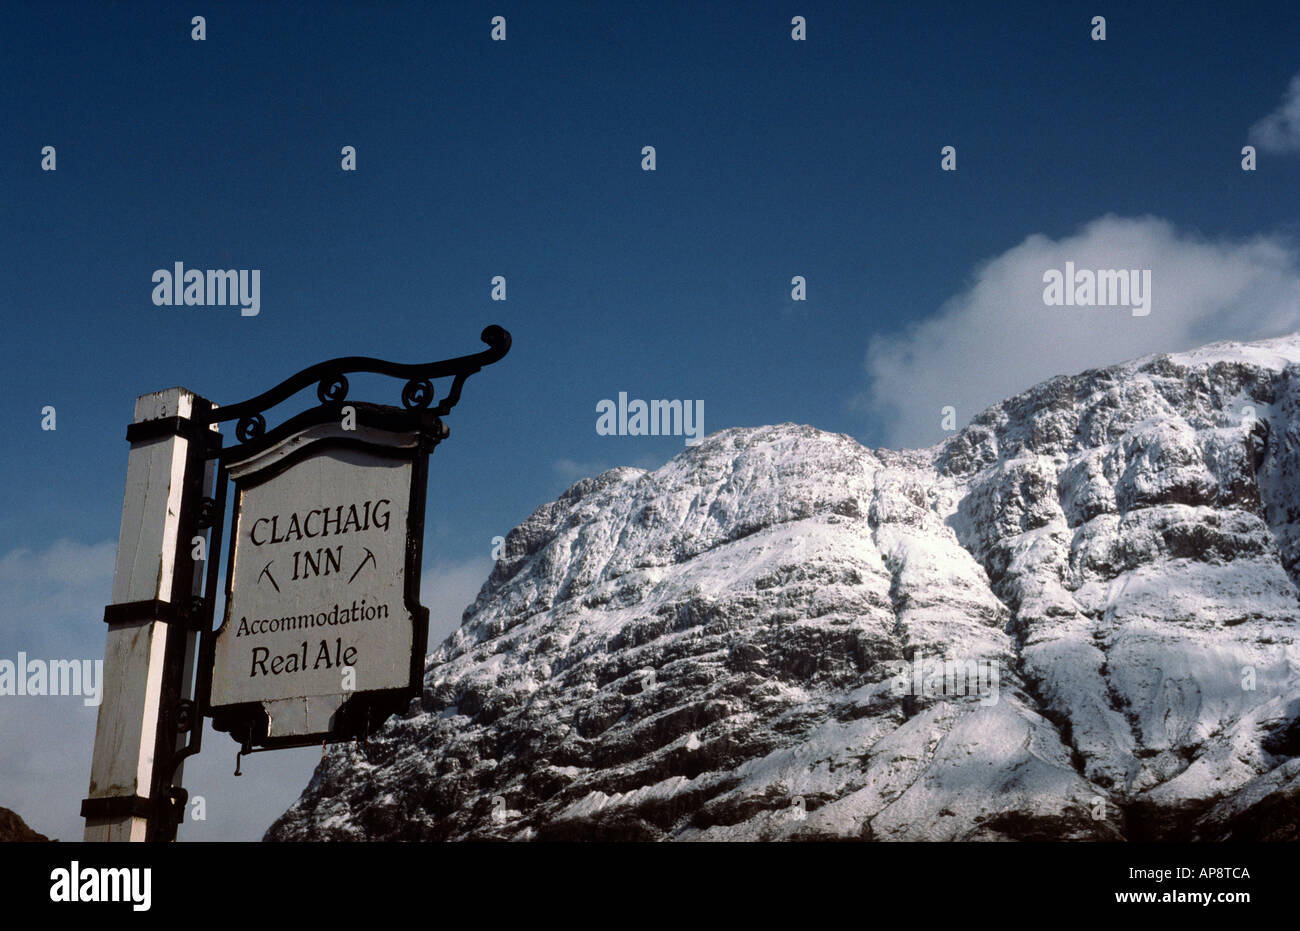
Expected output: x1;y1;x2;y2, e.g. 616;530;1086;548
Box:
206;410;436;746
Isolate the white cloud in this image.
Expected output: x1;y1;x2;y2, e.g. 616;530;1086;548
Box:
1250;74;1300;153
553;458;610;483
181;743;320;842
0;539;115;630
553;453;668;485
421;557;493;648
861;215;1300;448
0;539;115;842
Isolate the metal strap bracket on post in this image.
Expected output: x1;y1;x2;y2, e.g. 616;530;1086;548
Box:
79;796;152;820
101;599;197;626
124;415;224;447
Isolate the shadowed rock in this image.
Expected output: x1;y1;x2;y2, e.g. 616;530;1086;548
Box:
0;807;51;842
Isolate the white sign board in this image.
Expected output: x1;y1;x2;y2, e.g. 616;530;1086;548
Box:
209;425;425;741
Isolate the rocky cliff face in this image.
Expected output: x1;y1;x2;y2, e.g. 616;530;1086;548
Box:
0;807;50;842
267;334;1300;841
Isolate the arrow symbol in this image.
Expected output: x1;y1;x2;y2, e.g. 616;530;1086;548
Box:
258;562;280;593
348;547;376;585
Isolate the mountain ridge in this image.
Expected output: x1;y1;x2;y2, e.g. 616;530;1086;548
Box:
267;332;1300;841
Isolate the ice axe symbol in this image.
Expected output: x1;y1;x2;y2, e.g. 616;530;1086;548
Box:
257;562;280;593
348;547;376;585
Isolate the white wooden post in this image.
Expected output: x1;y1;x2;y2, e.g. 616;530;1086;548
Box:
82;387;219;841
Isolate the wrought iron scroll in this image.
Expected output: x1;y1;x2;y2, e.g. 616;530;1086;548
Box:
202;324;511;444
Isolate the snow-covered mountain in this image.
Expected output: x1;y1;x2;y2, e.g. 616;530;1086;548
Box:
267;334;1300;841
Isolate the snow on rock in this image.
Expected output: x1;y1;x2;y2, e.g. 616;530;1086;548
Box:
268;336;1300;841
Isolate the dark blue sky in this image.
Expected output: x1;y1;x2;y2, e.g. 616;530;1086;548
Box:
3;0;1300;840
4;0;1299;563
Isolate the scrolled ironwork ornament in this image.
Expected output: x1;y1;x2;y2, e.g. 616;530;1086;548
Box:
236;413;266;443
207;325;511;455
317;375;349;405
401;379;435;410
195;496;218;530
